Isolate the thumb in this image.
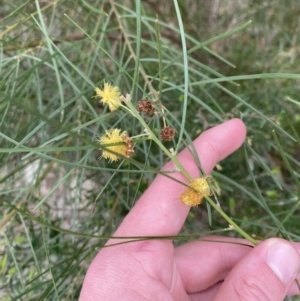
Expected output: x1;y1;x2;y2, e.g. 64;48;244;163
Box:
214;238;300;301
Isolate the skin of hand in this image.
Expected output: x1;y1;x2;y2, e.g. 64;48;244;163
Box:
79;119;300;301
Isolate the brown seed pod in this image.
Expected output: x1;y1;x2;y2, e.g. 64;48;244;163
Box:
159;126;176;141
137;99;155;115
121;135;135;158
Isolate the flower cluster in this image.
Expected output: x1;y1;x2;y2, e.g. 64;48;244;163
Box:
98;129;134;162
94;82;176;162
94;82;214;208
180;176;213;206
92;81;253;240
95;82;121;111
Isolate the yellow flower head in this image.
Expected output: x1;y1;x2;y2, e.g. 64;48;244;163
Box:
95;82;121;111
180;176;213;206
99;128;134;162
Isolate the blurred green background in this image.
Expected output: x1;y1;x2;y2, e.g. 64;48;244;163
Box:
0;0;300;300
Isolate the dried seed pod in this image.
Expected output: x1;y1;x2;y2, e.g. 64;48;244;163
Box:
137;99;155;115
121;135;135;158
159;126;176;141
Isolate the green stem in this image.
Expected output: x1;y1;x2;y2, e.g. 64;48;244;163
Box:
155;15;163;103
205;196;258;245
131;133;150;139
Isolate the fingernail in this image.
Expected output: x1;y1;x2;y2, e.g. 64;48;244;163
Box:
265;240;300;284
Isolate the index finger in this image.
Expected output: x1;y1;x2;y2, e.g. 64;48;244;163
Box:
114;118;246;237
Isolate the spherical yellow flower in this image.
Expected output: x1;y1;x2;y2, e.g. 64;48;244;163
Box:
180;176;213;206
95;82;121;111
99;128;134;162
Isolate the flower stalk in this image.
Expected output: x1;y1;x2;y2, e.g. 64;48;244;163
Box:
205;195;258;245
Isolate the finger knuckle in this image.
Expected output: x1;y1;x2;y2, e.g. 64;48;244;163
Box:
202;139;221;161
232;275;272;301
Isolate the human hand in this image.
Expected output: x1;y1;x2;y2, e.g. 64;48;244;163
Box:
79;119;300;301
